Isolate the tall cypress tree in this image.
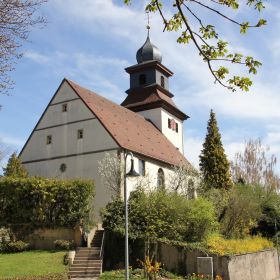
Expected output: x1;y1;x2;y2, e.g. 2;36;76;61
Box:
3;152;28;178
199;110;232;190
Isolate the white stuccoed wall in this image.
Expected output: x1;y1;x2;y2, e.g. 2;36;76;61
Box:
20;80;190;222
137;108;162;130
137;108;184;154
20;81;120;221
125;153;174;198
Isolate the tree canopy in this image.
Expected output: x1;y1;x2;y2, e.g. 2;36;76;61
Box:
199;109;232;190
125;0;266;92
231;139;280;191
3;152;28;178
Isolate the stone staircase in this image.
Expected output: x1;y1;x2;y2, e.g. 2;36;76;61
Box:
69;230;104;279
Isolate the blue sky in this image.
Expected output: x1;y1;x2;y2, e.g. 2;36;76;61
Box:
1;0;280;174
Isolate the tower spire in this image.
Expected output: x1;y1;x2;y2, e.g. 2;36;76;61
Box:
146;11;151;37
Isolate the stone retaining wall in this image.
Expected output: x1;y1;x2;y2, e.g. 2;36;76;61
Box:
26;227;82;249
158;243;280;280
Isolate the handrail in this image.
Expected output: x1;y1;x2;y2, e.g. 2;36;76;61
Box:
100;230;105;259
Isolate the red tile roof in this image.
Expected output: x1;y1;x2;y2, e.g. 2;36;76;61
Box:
66;79;192;167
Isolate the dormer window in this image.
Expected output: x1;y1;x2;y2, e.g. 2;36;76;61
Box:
160;76;165;88
62;104;67;112
139;74;146;85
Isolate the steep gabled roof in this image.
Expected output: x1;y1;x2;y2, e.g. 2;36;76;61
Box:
66;79;191;167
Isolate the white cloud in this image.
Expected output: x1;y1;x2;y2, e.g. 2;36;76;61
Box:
0;135;24;149
48;0;144;41
25;50;51;64
22;0;280;175
24;50;128;102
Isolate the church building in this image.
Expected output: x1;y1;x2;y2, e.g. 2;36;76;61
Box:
19;34;194;219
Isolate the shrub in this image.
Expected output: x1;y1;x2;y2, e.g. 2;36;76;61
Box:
183;198;218;242
102;189;218;243
54;240;74;251
1;240;29;252
0;177;94;230
206;235;273;256
205;185;263;238
63;252;69;265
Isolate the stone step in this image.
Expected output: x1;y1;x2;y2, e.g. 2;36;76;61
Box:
70;266;101;271
69;272;100;277
70;230;104;279
74;258;101;262
75;253;100;257
73;259;101;262
70;267;101;272
76;251;100;254
71;266;101;269
72;264;101;267
77;247;100;251
73;261;101;265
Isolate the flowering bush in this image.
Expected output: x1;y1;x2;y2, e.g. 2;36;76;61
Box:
186;273;222;280
139;256;161;280
206;235;273;256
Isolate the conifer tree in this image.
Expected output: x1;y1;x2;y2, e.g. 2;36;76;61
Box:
199;110;232;190
3;152;28;178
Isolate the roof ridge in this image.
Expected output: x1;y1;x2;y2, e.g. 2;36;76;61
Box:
66;79;150;122
65;79;191;167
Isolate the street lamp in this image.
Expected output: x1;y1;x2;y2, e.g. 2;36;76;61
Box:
124;151;140;280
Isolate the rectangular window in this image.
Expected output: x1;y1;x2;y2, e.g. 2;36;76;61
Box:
46;135;52;145
176;123;178;133
168;118;171;129
62;104;67;112
138;159;145;176
77;129;84;139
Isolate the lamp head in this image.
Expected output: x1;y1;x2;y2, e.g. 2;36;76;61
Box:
126;158;140;177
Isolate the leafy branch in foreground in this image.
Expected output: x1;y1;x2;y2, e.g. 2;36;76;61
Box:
125;0;266;92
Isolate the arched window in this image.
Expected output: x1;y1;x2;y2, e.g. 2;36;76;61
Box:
139;74;146;85
160;76;165;88
157;168;165;190
188;179;195;199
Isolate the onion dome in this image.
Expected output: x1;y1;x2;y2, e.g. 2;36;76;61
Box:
136;35;162;64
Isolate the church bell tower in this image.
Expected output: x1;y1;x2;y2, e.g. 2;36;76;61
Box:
121;33;188;154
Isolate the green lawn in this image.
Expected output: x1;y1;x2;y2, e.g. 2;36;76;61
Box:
99;269;184;279
0;250;68;279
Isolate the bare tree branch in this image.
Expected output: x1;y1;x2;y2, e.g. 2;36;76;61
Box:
0;0;47;96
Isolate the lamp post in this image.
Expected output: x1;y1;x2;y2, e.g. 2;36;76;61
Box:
124;151;140;280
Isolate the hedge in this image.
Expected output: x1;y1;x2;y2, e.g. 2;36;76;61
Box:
0;177;94;229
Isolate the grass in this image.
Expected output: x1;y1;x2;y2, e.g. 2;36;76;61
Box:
0;250;68;279
99;269;184;279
